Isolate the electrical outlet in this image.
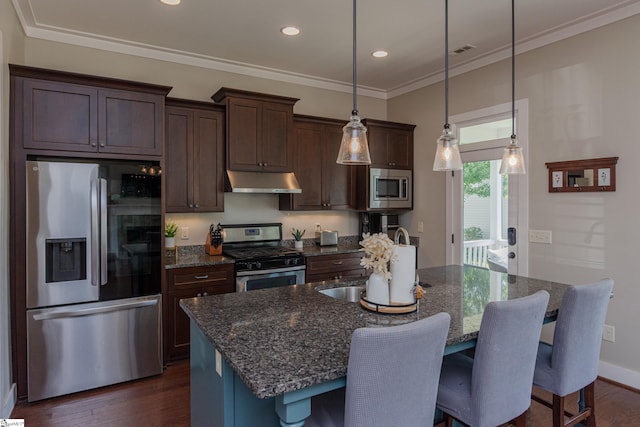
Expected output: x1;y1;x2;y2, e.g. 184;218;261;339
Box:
181;227;189;240
215;349;222;376
529;229;552;244
315;223;322;233
417;221;424;233
602;324;615;342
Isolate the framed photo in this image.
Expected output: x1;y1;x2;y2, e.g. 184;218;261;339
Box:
598;168;611;187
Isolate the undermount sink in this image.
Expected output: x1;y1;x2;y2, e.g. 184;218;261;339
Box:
317;286;363;303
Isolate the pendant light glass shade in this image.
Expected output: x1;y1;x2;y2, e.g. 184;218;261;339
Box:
500;0;526;175
499;135;526;174
337;0;371;165
432;0;462;171
433;126;462;171
337;114;371;164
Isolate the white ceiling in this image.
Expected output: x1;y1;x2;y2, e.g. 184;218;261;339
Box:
10;0;640;98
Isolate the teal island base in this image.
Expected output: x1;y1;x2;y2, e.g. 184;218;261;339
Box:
190;321;345;427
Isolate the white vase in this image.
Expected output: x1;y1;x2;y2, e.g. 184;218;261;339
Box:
294;240;304;249
165;236;175;248
366;272;389;305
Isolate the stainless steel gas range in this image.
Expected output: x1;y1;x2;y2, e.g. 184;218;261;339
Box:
221;223;306;292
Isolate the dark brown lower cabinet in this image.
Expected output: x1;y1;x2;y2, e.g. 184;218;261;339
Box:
165;264;234;362
305;252;366;282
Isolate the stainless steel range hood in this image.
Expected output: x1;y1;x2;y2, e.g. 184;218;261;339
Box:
225;170;302;193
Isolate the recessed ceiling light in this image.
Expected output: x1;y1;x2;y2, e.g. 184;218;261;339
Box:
371;50;388;58
160;0;180;5
281;26;301;36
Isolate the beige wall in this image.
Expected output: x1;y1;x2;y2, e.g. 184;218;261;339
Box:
3;0;640;393
390;14;640;384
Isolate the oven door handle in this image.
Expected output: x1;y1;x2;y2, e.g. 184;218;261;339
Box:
236;265;306;277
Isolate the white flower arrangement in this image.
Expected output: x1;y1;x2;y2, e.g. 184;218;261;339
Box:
359;232;397;280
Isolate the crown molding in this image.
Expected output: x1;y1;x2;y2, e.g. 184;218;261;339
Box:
11;0;640;101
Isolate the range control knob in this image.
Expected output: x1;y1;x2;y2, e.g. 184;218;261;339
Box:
254;261;262;269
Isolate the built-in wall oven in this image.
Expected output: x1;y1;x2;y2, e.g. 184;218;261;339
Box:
221;223;306;292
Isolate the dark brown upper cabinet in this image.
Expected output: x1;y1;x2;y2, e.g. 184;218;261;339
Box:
11;64;171;158
212;88;298;172
363;119;415;169
165;99;225;212
280;115;354;211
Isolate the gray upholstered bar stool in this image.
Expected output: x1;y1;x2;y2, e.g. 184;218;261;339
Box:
531;278;614;427
306;312;451;427
436;290;550;427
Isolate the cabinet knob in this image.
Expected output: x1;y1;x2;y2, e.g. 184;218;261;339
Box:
90;139;97;147
263;163;268;167
197;293;202;297
203;292;208;296
258;162;263;167
194;204;199;208
334;275;342;280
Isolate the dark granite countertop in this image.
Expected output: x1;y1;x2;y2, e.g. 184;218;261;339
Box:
180;265;570;399
165;251;235;269
165;235;419;269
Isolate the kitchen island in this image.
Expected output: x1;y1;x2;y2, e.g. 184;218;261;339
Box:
180;265;571;427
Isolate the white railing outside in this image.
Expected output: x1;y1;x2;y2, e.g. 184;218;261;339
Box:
463;239;493;268
463;239;509;269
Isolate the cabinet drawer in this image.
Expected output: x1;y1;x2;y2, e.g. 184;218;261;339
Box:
307;268;367;283
167;264;234;291
306;253;363;275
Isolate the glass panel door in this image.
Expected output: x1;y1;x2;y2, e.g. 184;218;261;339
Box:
462;159;509;272
446;101;529;276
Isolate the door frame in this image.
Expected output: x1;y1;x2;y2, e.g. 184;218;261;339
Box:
445;100;529;276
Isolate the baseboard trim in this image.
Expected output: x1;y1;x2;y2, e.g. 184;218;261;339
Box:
598;360;640;391
2;382;17;418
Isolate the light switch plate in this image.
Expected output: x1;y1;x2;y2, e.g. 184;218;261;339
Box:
181;227;189;240
529;229;552;244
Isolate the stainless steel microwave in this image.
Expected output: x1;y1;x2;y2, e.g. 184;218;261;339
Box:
369;168;412;209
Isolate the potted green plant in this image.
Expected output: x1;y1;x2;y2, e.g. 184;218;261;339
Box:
165;221;178;248
291;228;305;249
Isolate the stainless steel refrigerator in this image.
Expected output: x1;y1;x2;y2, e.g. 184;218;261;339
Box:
26;159;163;402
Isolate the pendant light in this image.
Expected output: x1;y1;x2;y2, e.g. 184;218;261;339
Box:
336;0;372;165
433;0;462;171
499;0;526;175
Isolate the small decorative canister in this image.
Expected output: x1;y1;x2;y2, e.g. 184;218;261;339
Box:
366;272;389;305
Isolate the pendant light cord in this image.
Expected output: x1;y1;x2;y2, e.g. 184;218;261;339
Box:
511;0;515;140
352;0;358;116
444;0;449;129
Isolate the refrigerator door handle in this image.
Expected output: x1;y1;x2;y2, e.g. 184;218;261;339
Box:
91;179;100;286
32;298;159;321
100;178;108;285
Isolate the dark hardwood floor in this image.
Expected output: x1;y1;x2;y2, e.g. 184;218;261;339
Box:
11;361;190;426
11;362;640;426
